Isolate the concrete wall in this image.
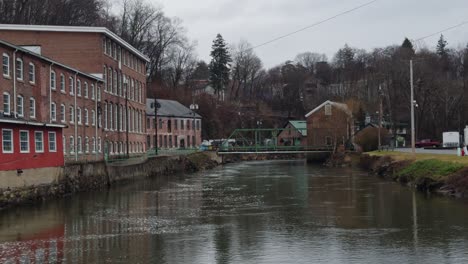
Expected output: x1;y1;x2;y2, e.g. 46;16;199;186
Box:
0;167;62;189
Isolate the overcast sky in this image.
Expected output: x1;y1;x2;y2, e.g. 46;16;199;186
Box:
156;0;468;68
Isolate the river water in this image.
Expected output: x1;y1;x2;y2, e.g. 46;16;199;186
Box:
1;160;468;263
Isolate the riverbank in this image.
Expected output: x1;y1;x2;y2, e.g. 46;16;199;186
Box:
360;151;468;198
0;152;219;210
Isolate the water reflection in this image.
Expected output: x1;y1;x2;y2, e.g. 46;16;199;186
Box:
1;160;468;263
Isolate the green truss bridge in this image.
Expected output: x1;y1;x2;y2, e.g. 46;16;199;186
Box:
217;128;333;155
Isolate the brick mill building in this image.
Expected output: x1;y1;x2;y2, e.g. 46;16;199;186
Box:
0;38;110;184
146;99;202;150
0;24;150;157
305;100;354;148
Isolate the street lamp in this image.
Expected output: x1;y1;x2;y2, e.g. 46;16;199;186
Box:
190;103;199;148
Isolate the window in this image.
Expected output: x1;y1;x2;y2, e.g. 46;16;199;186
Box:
50;102;56;121
98;137;102;153
326;136;332;146
60;74;65;92
20;131;29;153
92;110;96;126
92;137;96;153
103;66;107;92
109;104;113;130
108;68;112;92
84;108;89;125
104;102;108;130
325;104;332;116
2;129;13;153
103;38;107;54
77;79;81;96
70;136;75;153
113;70;117;94
3;92;10;116
69;77;74;95
16;58;23;80
35;131;44;153
77;137;82;153
84;82;88;98
29;97;36;118
60;104;66;123
17;95;24;117
77;107;82;124
50;70;56;90
63;136;66;154
2;53;10;77
29;63;35;83
113;43;117;58
97;86;101;101
197;120;200;130
49;132;57;152
69;106;74;123
91;84;95;100
85;137;89;153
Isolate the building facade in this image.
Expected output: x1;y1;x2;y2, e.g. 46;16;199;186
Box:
277;120;307;146
0;24;149;156
305;100;354;147
1;39;106;163
146;99;202;149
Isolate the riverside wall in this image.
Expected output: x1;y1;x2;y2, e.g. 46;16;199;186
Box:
0;152;218;210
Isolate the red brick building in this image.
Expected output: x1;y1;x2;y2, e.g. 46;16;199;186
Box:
1;39;106;167
0;24;150;157
146;99;202;149
305;100;354;147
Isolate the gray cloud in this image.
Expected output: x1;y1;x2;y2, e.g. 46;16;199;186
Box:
157;0;468;68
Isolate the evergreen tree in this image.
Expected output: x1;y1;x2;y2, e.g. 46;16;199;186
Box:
436;34;448;57
209;34;232;100
401;37;415;58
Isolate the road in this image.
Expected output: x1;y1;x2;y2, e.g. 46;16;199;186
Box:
394;147;457;155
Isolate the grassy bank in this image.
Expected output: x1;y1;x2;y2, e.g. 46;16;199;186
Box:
362;151;468;198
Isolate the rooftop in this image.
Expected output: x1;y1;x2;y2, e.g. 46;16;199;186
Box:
146;99;202;119
0;24;150;62
288;120;307;136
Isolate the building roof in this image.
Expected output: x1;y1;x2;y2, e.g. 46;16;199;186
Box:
146;99;202;119
305;100;352;118
0;39;103;82
287;120;307;136
0;24;150;62
0;117;67;128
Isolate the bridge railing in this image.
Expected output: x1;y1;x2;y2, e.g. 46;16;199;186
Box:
218;145;333;152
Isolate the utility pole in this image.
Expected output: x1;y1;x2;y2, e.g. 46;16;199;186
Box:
410;59;415;154
378;85;383;151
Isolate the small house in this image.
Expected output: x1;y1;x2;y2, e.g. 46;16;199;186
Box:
277;120;307;146
305;100;353;148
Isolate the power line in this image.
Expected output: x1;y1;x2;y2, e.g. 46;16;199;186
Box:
251;0;380;50
414;20;468;42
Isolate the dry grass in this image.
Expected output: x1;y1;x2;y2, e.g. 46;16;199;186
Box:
367;151;468;166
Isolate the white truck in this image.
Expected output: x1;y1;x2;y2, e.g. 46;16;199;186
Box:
443;132;460;148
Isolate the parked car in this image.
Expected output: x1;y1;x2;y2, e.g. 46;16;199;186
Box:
415;139;440;148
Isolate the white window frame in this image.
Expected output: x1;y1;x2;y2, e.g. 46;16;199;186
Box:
77;136;82;153
92;110;96;126
69;76;74;95
49;132;57;152
63;136;66;154
84;82;88;98
60;104;66;123
19;130;30;153
50;102;57;121
77;79;81;97
2;129;13;154
29;63;35;84
2;53;10;77
16;58;23;81
84;108;89;125
3;92;10;116
325;104;332;116
77;107;82;124
69;106;75;124
91;84;95;100
70;136;75;154
17;95;24;117
34;131;44;153
29;97;36;119
50;70;56;90
92;137;96;153
85;136;89;153
60;74;65;93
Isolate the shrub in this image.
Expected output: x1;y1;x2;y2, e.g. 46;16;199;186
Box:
397;159;464;182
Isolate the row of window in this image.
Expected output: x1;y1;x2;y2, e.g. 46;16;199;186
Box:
103;102;144;133
52;103;98;126
2;53;36;84
50;70;101;101
153;134;196;148
147;117;201;131
103;65;144;104
1;129;56;154
2;92;36;118
65;136;101;154
107;141;144;155
102;37;145;74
